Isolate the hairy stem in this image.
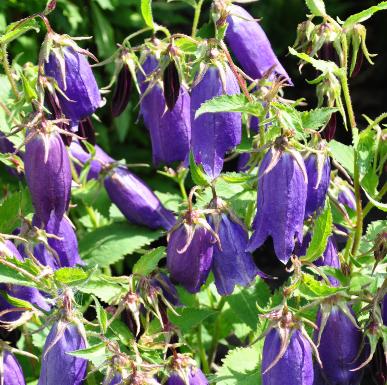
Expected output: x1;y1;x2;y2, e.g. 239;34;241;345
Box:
1;43;20;100
197;323;210;373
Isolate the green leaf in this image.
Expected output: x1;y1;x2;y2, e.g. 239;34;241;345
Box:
78;274;128;304
0;257;38;288
93;0;114;10
272;102;305;140
343;2;387;29
91;3;116;59
168;307;217;333
303;202;332;262
0;19;40;45
221;172;254;184
363;189;387;212
54;268;88;285
297;273;342;300
289;48;338;74
67;342;107;361
301;107;338;130
0;188;33;234
227;287;258;331
359;220;387;254
79;222;163;267
0;289;36;310
132;246;165;276
189;151;210;187
92;295;108;334
216;344;262;385
329;140;354;177
194;94;263;118
141;0;154;28
305;0;326;16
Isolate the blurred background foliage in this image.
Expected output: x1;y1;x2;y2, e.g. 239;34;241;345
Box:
0;0;386;185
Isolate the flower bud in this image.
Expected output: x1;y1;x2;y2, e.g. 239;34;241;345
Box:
24;130;71;225
248;143;308;264
163;59;180;111
0;350;26;385
104;166;176;230
167;215;214;293
225;4;291;83
191;64;241;179
112;63;133;117
44;46;102;128
38;321;87;385
338;186;356;211
208;201;262;295
33;213;83;269
139;54;190;166
69;140;113;180
77;117;96;145
321;112;337;142
314;305;363;385
262;328;314;385
304;153;330;219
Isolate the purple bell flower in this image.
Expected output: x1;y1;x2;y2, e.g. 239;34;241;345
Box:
69;140;113;180
44;47;102;128
304;153;331;219
338;186;356;211
24;130;71;225
167;368;209;385
314;306;363;385
108;374;122;385
0;240;50;322
33;213;83;269
150;272;181;307
0;350;26;385
247;144;308;264
104;166;176;230
38;321;87;385
207;201;261;295
167;218;214;293
191;64;241;179
225;4;291;83
382;295;387;326
138;54;190;166
0;132;16;154
262;328;314;385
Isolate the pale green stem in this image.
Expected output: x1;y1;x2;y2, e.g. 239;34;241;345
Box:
192;0;204;38
1;43;20;100
197;323;210;374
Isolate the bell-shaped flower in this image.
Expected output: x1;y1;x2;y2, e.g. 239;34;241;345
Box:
0;350;26;385
247;139;308;264
24;128;72;225
138;54;190;166
191;64;241;179
225;4;291;83
104;166;176;230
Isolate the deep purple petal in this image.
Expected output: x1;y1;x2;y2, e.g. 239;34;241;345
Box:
38;322;87;385
167;225;213;293
315;306;364;385
304;155;330;218
45;47;102;125
338;187;356;211
24;131;71;225
1;350;26;385
104;166;176;230
262;328;313;385
248;150;307;264
210;214;259;295
226;5;291;82
139;55;191;166
191;65;241;179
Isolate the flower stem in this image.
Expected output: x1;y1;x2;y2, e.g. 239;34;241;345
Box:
1;43;20;100
192;0;204;38
208;296;226;367
197;323;210;373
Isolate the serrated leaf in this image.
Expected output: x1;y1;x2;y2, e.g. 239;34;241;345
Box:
216;344;262;385
329;140;354;177
67;342;106;363
305;0;326;16
141;0;154;28
79;222;163;267
273;102;304;140
132;247;165;276
0;257;38;288
78;274;128;304
168;307;217;333
195;94;262;118
189;151;210;186
297;273;342;300
301;107;338;130
227;287;258;331
303;202;332;262
289;47;338;74
54;268;88;285
359;220;386;254
343;2;387;29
